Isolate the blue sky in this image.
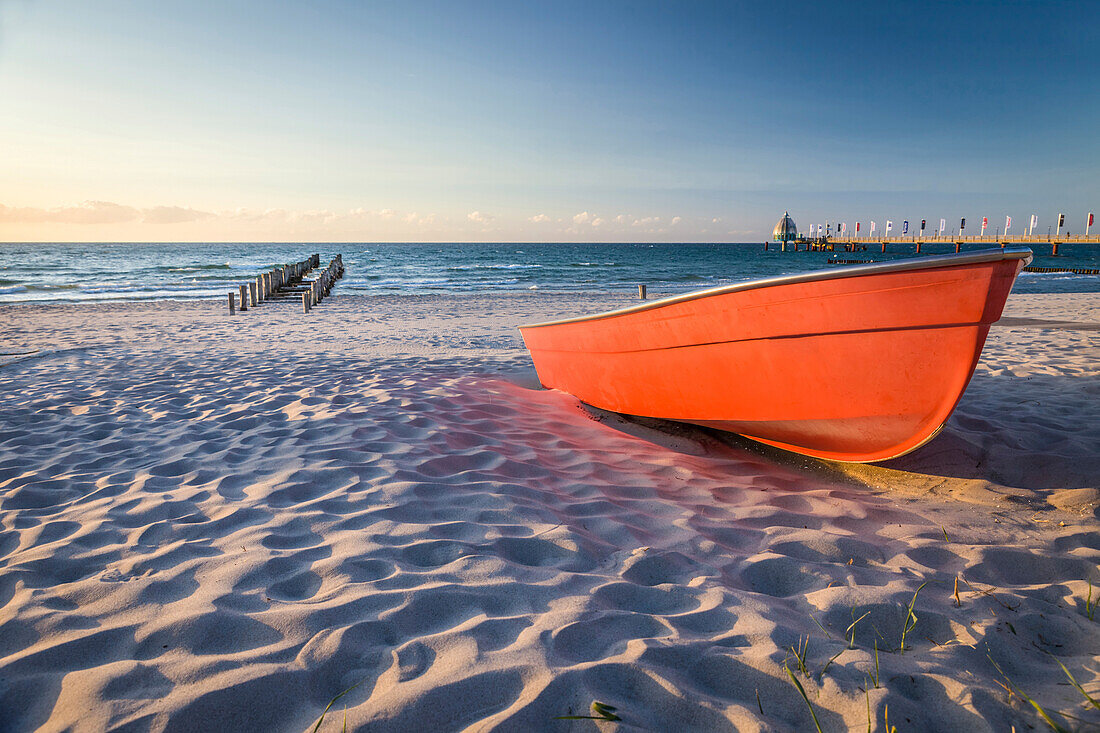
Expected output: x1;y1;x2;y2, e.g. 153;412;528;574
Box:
0;0;1096;241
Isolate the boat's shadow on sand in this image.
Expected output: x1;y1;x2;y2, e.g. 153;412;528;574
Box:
564;370;1100;518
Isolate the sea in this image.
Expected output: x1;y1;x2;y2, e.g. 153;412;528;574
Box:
1;242;1098;303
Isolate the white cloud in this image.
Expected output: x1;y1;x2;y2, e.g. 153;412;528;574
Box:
142;206;214;224
0;200;140;224
0;200;453;233
0;199;734;241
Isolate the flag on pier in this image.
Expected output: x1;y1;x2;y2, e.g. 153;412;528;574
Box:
903;220;909;235
940;218;946;233
1088;212;1094;235
886;220;893;234
870;221;876;234
1030;214;1038;234
1005;216;1012;234
856;222;861;234
841;222;847;234
981;217;988;235
960;218;966;233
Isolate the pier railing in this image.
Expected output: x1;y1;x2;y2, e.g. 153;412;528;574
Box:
766;235;1098;256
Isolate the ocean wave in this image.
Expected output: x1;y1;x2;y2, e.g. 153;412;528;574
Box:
1019;270;1098;278
2;242;1097;303
21;283;82;291
163;263;233;273
443;263;542;271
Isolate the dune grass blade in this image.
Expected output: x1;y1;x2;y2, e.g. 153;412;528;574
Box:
788;635;810;677
784;663;824;733
1048;655;1100;711
899;582;927;653
866;640;881;689
810;614;835;639
311;680;364;733
819;649;844;681
884;703;897;733
987;656;1069;733
847;610;871;648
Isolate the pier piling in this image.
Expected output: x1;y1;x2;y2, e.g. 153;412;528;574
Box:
228;292;235;315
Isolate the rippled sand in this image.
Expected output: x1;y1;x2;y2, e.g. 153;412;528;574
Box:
0;292;1097;731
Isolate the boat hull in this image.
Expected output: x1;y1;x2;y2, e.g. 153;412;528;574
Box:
519;249;1030;462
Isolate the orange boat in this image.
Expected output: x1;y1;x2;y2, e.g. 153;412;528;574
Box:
519;247;1032;463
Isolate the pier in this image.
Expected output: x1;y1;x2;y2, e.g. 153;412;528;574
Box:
227;253;346;315
766;235;1099;256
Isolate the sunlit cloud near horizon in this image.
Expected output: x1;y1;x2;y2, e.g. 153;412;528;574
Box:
0;1;1096;242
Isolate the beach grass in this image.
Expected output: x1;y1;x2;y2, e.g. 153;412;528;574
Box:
784;663;824;733
1047;654;1100;712
989;656;1070;732
311;681;363;733
787;635;811;678
899;582;928;653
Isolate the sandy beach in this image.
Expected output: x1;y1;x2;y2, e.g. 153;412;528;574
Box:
1;290;1098;731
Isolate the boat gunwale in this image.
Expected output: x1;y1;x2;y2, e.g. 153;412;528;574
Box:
519;246;1033;330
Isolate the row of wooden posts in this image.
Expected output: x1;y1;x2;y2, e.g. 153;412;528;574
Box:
227;254;345;314
302;256;345;313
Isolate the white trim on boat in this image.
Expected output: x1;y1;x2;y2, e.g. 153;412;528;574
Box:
519;246;1034;330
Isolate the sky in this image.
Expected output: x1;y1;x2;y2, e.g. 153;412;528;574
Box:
0;0;1097;242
